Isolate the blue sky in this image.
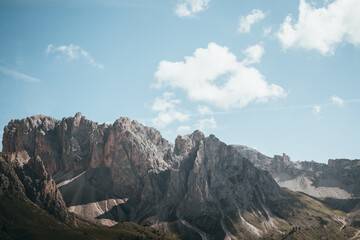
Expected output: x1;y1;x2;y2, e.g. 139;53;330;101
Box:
1;0;360;163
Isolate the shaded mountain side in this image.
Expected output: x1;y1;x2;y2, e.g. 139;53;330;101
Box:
232;145;360;199
0;151;70;222
321;197;360;228
322;197;360;213
1;182;359;240
0;194;179;240
0;151;179;240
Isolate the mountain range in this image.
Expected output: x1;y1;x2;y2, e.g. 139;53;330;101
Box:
1;113;359;240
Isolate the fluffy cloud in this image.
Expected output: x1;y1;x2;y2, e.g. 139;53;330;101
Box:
151;92;189;128
331;95;344;106
46;44;104;68
277;0;360;55
238;9;266;33
155;42;285;109
313;105;321;114
195;117;217;131
151;92;181;112
175;0;210;18
242;43;264;65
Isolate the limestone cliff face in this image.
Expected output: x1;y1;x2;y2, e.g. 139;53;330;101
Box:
3;114;292;239
232;145;360;199
172;134;289;239
3;114;171;204
0;151;69;222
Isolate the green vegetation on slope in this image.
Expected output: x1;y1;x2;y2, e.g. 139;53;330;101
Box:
261;189;359;240
0;195;179;240
1;183;359;240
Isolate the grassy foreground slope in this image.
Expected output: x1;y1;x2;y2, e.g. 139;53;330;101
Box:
1;186;359;239
217;188;360;239
261;189;360;240
0;195;179;240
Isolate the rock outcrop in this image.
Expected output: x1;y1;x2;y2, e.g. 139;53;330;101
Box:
2;114;295;239
232;145;360;199
0;151;69;222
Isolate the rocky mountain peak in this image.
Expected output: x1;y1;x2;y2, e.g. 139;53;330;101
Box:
74;111;83;119
2;114;296;239
174;130;205;156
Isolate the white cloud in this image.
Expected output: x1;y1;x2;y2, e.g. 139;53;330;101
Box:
0;66;41;83
152;111;189;128
177;125;191;133
195;117;217;131
151;92;190;128
175;0;210;18
238;9;266;33
277;0;360;55
151;92;180;112
313;105;322;114
263;26;272;37
242;43;264;65
154;42;285;109
46;44;104;69
45;44;54;55
331;95;344;106
197;105;213;115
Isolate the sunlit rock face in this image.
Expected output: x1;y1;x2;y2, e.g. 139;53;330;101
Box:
3;113;293;239
232;145;360;199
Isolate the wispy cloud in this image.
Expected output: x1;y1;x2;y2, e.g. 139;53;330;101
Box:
0;66;41;83
312;105;322;115
238;9;266;33
195;117;217;131
146;97;360;133
206;97;360;116
197;105;213;115
263;26;272;37
46;44;104;69
331;95;344;106
344;98;360;103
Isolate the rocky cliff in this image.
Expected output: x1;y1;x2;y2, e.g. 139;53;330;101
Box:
0;151;70;222
232;145;360;199
2;114;295;239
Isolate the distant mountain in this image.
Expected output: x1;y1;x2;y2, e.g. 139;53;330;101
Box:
232;145;360;199
2;113;360;239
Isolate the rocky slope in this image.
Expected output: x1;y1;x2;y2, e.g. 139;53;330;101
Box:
232;145;360;199
2;113;295;239
0;152;179;240
0;151;70;222
2;113;360;239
